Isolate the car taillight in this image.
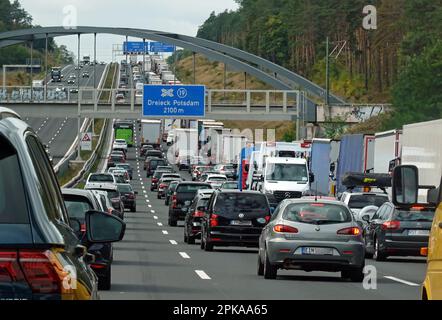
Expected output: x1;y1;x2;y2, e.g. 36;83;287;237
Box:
127;193;135;199
210;214;219;227
0;251;24;282
19;250;66;294
193;211;205;218
273;224;298;233
337;227;361;236
382;220;401;230
152;178;158;183
159;184;167;189
172;194;177;208
80;223;86;233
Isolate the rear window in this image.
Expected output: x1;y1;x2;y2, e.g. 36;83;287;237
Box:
150;160;166;167
117;184;133;192
177;184;211;193
209;177;227;182
111;156;124;161
197;198;210;208
394;209;435;222
348;194;388;209
91;175;114;182
115;176;126;183
107;191;120;199
0;139;29;224
214;193;269;216
163;174;181;179
222;182;238;189
283;203;352;224
147;151;162;157
64;197;92;222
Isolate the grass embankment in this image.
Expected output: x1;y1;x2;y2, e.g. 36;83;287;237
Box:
100;63;117;101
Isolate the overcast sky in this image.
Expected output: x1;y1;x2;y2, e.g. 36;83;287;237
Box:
19;0;239;61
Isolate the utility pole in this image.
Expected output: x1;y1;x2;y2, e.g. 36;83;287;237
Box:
325;36;330;107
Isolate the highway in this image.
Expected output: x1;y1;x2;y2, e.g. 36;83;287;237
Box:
100;123;427;300
26;63;106;164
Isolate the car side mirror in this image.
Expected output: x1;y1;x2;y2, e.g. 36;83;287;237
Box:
309;173;315;183
362;215;370;222
85;210;126;243
392;165;418;206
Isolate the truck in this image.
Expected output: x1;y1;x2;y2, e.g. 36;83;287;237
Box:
83;56;91;65
401;119;442;200
222;134;248;164
373;130;402;174
309;138;340;196
335;134;375;193
141;120;161;146
51;67;62;82
114;120;134;147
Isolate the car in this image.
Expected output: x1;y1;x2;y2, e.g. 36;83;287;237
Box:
0;108;125;300
198;171;219;182
214;164;237;180
111;150;126;160
116;183;137;212
177;155;190;171
221;181;239;190
191;165;212;181
184;194;212;244
167;133;174;146
112;169;130;183
202;174;228;188
363;201;435;261
85;173;117;189
70;88;79;93
145;157;167;177
151;169;175;191
113;139;128;151
84;184;125;219
100;61;106;65
116;93;125;103
157;177;183;199
200;190;271;251
188;156;208;173
165;180;180;206
82;72;90;78
145;149;163;161
61;189;115;290
107;154;125;168
67;79;75;85
140;144;153;157
115;163;133;180
340;191;389;220
90;189;123;218
257;198;365;281
168;182;212;226
157;165;174;172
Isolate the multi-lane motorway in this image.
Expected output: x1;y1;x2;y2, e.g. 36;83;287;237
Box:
27;63;106;164
100;123;427;300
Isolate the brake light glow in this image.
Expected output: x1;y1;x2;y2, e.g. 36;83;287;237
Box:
193;211;205;218
172;194;177;208
265;215;271;223
90;264;106;269
273;225;299;233
159;184;167;189
80;223;86;233
0;251;23;282
310;203;325;207
210;214;219;227
381;220;401;230
337;227;361;236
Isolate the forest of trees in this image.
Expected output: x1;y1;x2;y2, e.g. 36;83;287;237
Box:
0;0;73;67
197;0;442;128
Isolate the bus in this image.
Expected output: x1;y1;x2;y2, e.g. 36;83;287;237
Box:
114;120;134;147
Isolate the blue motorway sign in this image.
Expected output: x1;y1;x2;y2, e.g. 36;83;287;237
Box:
149;42;176;53
143;85;205;118
123;42;148;54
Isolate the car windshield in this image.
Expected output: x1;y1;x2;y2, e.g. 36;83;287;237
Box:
64;198;92;222
117;184;133;193
213;193;269;215
115;176;126;183
395;209;435;222
151;160;166;168
266;163;308;182
106;191;119;199
222;182;238;189
283;203;352;225
177;184;211;193
197;198;210;208
111;156;124;162
89;174;113;182
348;195;389;209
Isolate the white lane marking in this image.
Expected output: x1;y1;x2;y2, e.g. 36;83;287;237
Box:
141;185;145;189
153;216;158;220
162;230;169;235
148;204;152;208
169;240;178;245
157;222;163;227
151;210;155;213
179;252;190;259
143;190;147;193
384;276;420;287
195;270;211;280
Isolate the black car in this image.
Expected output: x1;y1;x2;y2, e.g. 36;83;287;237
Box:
158;177;183;199
62;189;115;290
200;190;271;251
151;169;174;191
115;163;133;180
145;157;167;177
0;108;125;300
363;202;435;261
165;180;180;206
168;182;212;226
184;194;211;244
116;183;138;212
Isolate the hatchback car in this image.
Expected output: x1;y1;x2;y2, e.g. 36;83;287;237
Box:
200;190;271;251
258;199;365;281
157;177;183;199
363;202;435;261
165;180;180;206
85;173;117;189
0;108;125;300
202;174;228;188
115;163;133;180
184;194;211;244
112;139;128;151
145;157;167;176
116;184;137;212
151;169;174;191
107;154;125;168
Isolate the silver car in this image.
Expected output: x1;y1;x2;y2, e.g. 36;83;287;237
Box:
258;199;365;281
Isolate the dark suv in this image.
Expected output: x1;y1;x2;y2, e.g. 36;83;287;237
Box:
200;190;271;251
0;108;125;300
145;157;167;177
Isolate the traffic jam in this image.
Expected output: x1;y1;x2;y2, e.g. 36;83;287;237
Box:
0;57;441;302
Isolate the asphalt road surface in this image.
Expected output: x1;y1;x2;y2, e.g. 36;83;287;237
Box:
26;63;106;164
100;122;427;300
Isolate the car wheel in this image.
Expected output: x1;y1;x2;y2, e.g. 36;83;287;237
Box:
204;240;213;252
131;206;136;213
165;199;169;206
184;232;188;243
188;235;195;245
263;250;277;279
373;238;386;261
168;217;177;227
257;253;264;276
157;194;161;199
98;265;112;291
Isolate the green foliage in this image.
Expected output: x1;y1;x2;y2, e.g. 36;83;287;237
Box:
323;116;348;139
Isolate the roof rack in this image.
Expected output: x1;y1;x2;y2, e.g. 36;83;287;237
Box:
342;172;392;193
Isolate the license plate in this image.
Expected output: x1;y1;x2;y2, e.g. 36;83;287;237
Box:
301;247;334;256
230;220;252;226
408;230;430;236
192;222;201;227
